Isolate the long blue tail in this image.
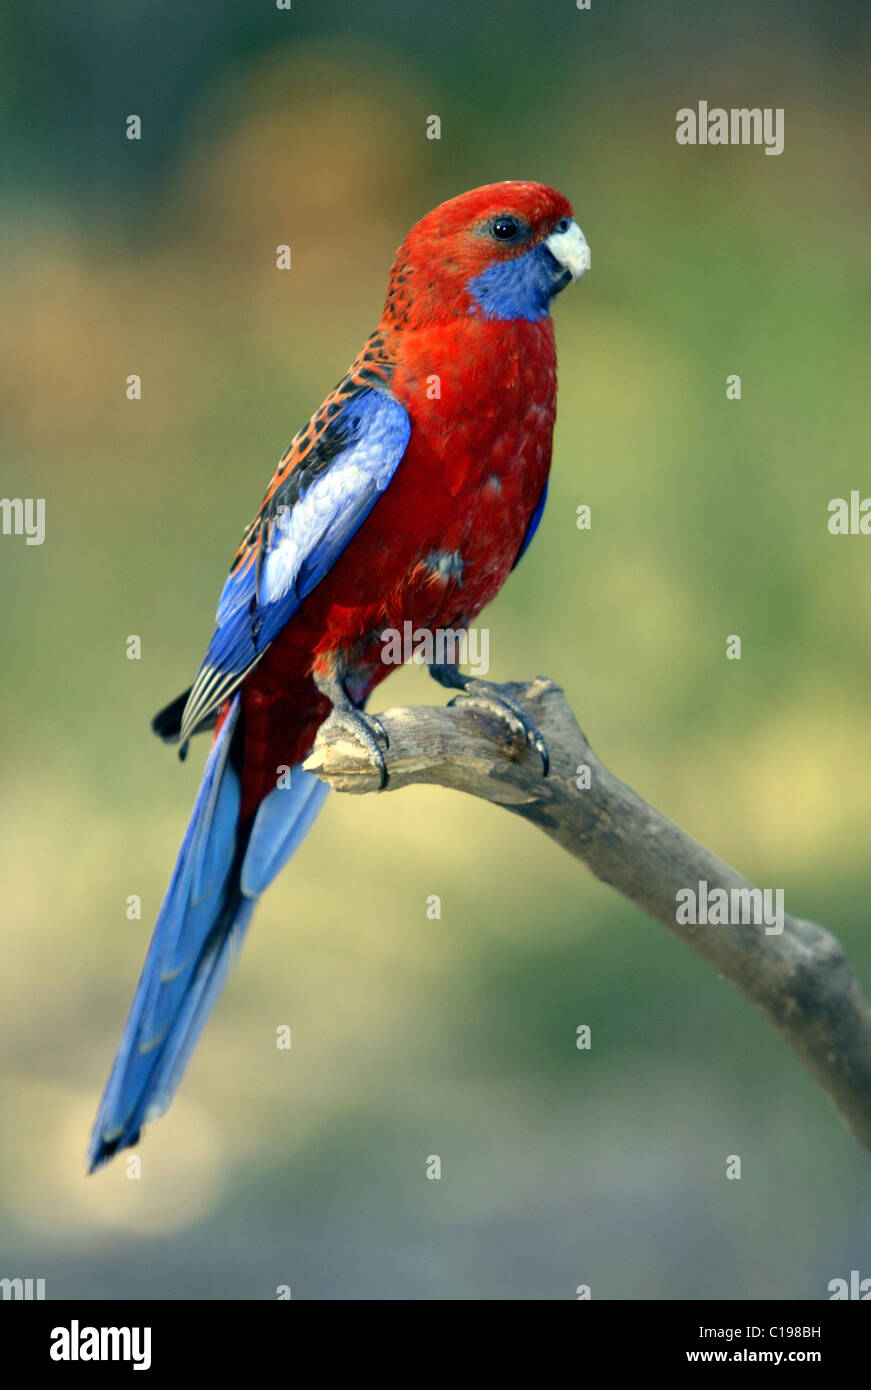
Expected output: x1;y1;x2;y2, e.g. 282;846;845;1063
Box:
86;693;328;1171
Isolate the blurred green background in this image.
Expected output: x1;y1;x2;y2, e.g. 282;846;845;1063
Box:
1;0;870;1299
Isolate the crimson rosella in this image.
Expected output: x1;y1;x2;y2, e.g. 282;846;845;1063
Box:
86;181;588;1170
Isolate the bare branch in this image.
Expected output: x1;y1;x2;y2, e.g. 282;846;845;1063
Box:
303;676;871;1155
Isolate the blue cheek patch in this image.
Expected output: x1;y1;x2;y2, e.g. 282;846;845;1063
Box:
466;244;556;322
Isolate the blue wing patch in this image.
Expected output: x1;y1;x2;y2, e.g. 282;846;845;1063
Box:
511;479;549;570
179;388;410;744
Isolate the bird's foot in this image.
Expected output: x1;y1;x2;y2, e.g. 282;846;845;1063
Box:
428;664;549;775
315;676;390;788
319;708;390;788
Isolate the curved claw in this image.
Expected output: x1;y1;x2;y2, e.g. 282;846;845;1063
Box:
447;683;549;776
365;713;390;751
322;707;390;788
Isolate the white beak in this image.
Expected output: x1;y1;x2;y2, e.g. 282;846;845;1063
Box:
544;219;589;281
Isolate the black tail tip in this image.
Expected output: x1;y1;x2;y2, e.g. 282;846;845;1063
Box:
86;1126;141;1175
151;690;190;744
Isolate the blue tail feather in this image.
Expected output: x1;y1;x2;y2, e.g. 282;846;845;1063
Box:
240;771;328;897
86;696;328;1171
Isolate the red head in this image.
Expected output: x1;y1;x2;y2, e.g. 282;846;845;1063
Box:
382;181;588;330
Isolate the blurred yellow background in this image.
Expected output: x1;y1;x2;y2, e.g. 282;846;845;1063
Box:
1;1;870;1298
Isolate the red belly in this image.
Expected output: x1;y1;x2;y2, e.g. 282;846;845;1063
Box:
238;316;557;817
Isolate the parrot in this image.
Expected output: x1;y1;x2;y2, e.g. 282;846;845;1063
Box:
86;180;588;1171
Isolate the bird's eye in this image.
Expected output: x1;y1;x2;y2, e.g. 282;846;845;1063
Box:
554;217;571;234
491;216;520;241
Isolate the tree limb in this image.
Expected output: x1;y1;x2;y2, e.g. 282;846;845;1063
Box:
303;676;871;1155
